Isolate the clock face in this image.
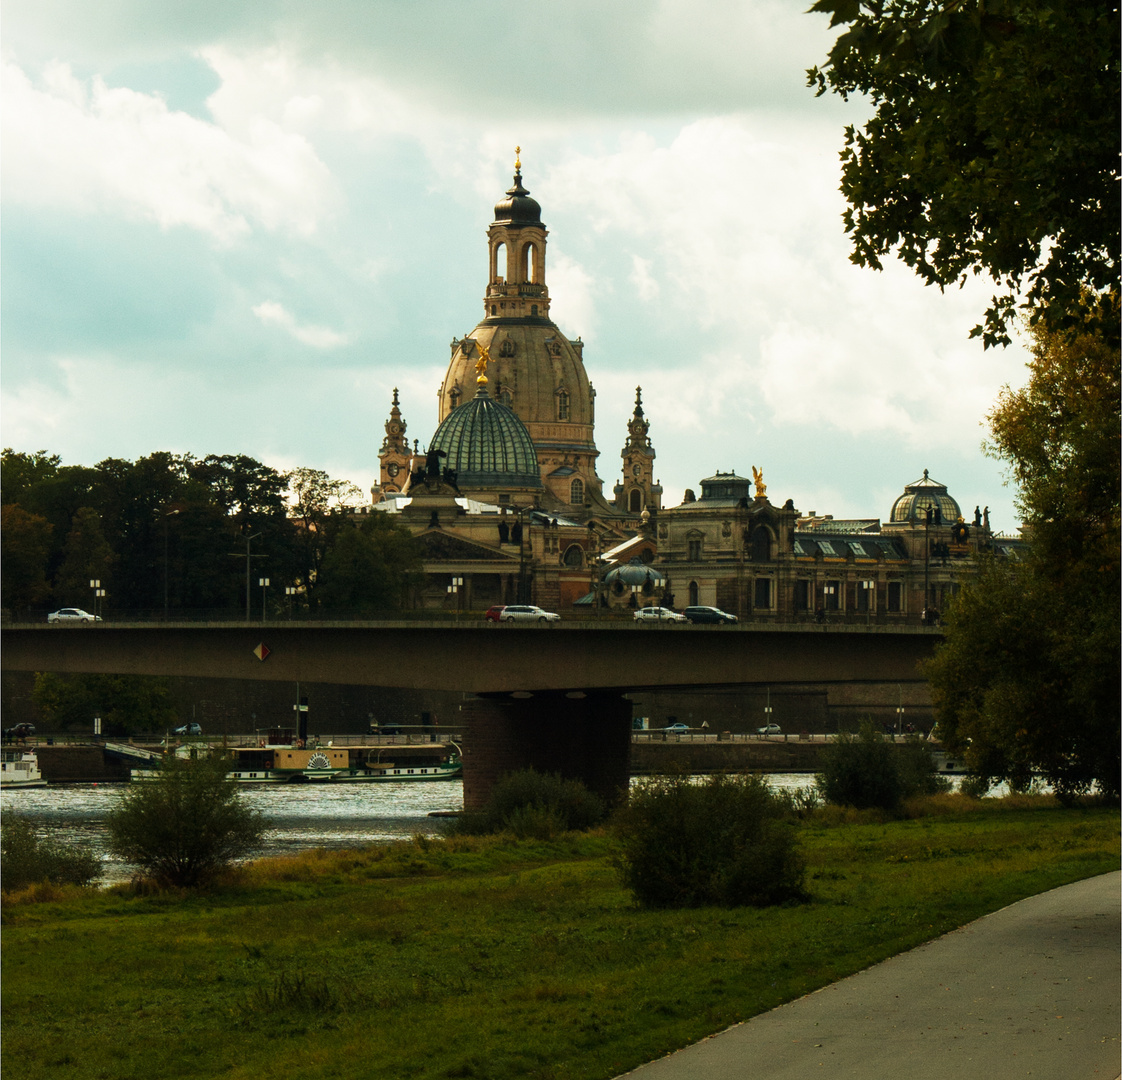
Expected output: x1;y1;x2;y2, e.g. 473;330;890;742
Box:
389;424;400;435
632;464;642;478
387;463;400;478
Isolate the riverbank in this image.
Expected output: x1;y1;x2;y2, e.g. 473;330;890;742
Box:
2;798;1117;1080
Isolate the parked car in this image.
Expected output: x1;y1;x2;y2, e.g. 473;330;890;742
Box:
633;607;687;623
173;723;202;736
757;724;781;735
47;607;101;624
683;606;738;624
4;723;36;739
663;723;690;734
483;605;506;622
498;605;561;623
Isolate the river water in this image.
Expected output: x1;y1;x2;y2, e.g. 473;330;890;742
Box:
3;774;822;885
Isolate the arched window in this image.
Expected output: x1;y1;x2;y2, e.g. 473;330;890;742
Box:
499;386;513;406
493;242;506;284
562;544;583;568
752;529;771;562
449;387;461;410
570;478;584;505
628;488;642;513
689;580;699;606
557;389;570;421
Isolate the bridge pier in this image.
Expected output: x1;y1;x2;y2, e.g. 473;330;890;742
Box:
462;691;632;810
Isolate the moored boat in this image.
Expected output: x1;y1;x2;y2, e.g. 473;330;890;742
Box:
1;748;48;788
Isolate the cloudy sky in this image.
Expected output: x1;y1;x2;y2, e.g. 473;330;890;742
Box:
2;0;1030;532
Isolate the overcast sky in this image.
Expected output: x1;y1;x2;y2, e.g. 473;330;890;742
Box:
1;1;1030;532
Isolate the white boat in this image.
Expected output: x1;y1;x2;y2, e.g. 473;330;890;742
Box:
1;749;47;788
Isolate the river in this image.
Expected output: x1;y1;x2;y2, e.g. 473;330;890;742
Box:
3;774;822;885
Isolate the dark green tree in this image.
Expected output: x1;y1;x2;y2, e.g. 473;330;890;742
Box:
314;513;423;615
33;672;179;736
106;755;264;888
54;507;115;607
927;312;1120;798
816;721;906;811
809;0;1120;347
1;817;101;892
1;504;54;614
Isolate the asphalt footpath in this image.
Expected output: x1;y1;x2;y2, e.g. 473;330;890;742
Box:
616;871;1120;1080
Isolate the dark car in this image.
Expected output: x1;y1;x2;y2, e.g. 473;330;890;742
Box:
483;605;506;622
683;606;738;624
4;723;35;739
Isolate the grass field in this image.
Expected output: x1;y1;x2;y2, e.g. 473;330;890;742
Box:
2;796;1117;1080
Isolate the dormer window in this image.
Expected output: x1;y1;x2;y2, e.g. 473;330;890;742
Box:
449;387;461;409
557;389;570;421
570;478;584;505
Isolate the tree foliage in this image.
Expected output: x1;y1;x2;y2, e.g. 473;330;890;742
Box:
809;0;1120;347
614;773;806;908
106;755;264;888
32;672;179;736
1;816;101;892
926;313;1121;799
447;769;606;839
314;513;424;616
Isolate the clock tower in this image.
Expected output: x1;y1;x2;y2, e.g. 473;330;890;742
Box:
376;388;413;497
614;387;662;516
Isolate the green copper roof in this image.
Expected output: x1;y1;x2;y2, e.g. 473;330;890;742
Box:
430;388;542;490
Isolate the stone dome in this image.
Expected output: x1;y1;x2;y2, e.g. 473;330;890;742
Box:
429;387;542;491
890;469;962;524
493;171;542;226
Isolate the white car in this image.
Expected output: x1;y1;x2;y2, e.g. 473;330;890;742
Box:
499;605;561;623
757;724;781;735
47;608;101;624
633;607;687;623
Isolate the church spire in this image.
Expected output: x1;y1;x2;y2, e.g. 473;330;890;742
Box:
615;386;661;515
376;388;412;497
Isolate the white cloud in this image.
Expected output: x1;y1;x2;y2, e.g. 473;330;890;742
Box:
1;59;335;242
252;301;348;349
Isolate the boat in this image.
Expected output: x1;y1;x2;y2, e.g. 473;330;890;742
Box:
131;736;462;784
1;748;48;788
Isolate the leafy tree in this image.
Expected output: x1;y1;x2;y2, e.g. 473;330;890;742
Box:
614;773;806;908
1;817;101;891
927;312;1120;799
32;672;179;736
816;721;907;811
809;0;1120;347
447;769;606;839
314;513;423;615
288;467;365;595
0;449;62;504
54;507;115;606
106;755;264;888
1;504;54;613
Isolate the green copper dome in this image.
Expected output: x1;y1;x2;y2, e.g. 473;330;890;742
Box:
429;388;542;491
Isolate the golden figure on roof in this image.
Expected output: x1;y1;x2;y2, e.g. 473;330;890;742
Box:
515;145;521;171
752;466;766;499
475;341;491;384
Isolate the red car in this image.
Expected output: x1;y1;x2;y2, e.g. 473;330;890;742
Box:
483;605;506;622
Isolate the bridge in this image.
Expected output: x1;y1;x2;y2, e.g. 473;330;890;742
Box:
2;621;941;806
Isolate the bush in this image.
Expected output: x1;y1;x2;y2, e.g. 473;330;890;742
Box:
614;773;806;909
447;769;606;839
106;755;264;888
1;816;101;891
817;724;950;811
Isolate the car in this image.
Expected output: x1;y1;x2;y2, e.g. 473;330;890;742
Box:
683;606;738;624
47;607;102;624
483;605;506;622
498;605;561;623
4;723;36;739
173;723;202;736
663;723;690;734
757;724;781;735
633;607;687;623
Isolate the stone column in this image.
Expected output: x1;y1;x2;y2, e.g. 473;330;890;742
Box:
462;691;632;809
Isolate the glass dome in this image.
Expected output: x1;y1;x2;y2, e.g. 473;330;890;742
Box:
889;469;962;524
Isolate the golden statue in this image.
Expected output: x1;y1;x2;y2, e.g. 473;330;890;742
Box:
751;466;766;499
475;341;491;384
515;145;521;171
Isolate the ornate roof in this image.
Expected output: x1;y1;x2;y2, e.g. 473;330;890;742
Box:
429;388;542;491
889;469;963;525
492;169;542;226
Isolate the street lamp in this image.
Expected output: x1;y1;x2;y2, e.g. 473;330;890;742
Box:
162;508;180;619
229;532;264;620
896;705;905;737
89;579;100;619
447;576;463;612
763;687;773;733
923;507;932;624
285;585;298;619
259;577;270;622
861;579;875;625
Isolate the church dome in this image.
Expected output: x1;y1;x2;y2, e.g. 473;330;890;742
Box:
890;469;962;524
429;387;542;491
493;170;542;226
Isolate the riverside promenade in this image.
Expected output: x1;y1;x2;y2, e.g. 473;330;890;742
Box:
618;872;1120;1079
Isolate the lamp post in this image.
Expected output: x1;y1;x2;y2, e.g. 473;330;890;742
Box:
763;686;773;734
896;705;905;737
162;508;180;619
861;579;874;625
285;585;298;619
923;507;932;625
259;577;270;622
229;532;264;620
447;576;463;612
89;579;100;620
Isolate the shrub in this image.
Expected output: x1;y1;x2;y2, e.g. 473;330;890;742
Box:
106;755;264;888
613;773;806;909
447;769;606;839
1;816;101;891
897;735;953;798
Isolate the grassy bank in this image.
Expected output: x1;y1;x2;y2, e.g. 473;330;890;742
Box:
2;798;1117;1080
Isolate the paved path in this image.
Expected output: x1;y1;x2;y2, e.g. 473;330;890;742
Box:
617;872;1120;1080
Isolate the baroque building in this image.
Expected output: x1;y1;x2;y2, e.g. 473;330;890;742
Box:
371;153;1020;617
